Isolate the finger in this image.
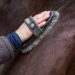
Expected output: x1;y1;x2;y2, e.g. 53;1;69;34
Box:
35;11;50;19
38;21;46;27
33;11;50;24
37;13;50;24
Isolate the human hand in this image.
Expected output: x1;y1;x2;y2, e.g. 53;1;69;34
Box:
15;11;50;42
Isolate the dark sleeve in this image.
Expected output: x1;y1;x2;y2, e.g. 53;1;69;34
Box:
0;32;22;64
0;36;15;64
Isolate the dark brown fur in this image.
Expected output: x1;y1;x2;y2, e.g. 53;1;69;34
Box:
0;0;75;75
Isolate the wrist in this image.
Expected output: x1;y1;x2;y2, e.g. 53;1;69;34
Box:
15;22;32;43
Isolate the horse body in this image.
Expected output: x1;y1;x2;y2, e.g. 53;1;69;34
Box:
0;0;75;75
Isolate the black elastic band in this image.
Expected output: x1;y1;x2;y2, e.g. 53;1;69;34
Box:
25;16;43;37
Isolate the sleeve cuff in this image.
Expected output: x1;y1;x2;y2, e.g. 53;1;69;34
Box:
6;32;22;49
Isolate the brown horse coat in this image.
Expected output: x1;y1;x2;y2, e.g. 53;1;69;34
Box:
0;0;75;75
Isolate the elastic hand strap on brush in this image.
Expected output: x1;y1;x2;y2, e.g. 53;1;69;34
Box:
25;16;43;37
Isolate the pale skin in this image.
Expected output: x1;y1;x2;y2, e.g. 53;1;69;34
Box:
15;11;50;43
